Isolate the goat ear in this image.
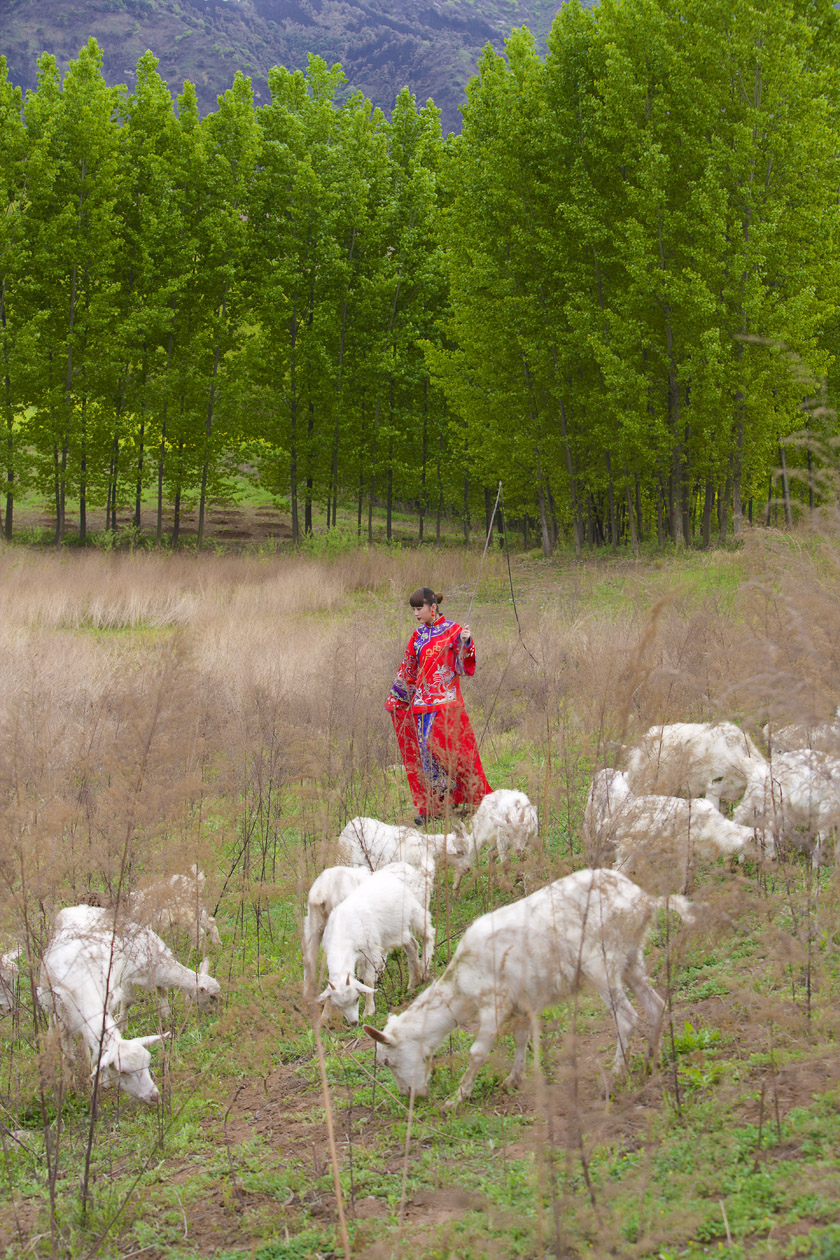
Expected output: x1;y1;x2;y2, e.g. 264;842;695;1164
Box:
198;958;211;976
364;1024;395;1047
94;1046;117;1074
316;987;332;1003
354;980;376;995
136;1033;169;1048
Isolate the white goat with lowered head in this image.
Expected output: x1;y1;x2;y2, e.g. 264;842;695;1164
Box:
337;816;468;875
317;868;435;1026
0;947;21;1012
623;721;765;810
303;865;372;996
366;868;694;1106
49;905;221;1023
467;788;539;861
38;908;169;1103
126;866;222;949
733;749;840;865
583;768;772;890
303;856;436;995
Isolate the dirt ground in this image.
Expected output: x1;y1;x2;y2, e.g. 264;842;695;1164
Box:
11;502;294;547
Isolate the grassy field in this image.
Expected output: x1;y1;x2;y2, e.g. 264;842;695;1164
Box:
2;530;840;1259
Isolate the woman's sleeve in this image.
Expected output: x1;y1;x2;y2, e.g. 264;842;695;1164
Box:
453;625;476;677
386;635;418;710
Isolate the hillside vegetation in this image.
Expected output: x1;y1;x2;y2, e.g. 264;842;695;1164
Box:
0;0;566;131
3;532;840;1257
1;0;839;558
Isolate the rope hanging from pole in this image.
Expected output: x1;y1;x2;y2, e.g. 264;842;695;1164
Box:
464;480;540;751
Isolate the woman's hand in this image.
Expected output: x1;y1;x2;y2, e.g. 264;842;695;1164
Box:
459;625;471;647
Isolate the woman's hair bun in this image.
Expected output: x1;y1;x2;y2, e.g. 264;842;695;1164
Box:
409;586;443;608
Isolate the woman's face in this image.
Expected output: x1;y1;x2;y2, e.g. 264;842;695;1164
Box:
414;601;438;626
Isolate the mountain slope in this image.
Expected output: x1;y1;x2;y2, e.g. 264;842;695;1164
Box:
0;0;574;131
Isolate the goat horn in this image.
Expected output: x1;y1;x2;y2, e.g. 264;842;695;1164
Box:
364;1024;396;1047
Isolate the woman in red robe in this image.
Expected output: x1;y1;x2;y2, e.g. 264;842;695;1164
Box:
386;587;491;824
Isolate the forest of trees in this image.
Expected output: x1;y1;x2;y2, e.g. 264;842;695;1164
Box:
0;0;838;552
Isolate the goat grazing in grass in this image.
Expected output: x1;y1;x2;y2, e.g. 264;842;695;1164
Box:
623;722;765;810
366;868;694;1105
317;869;435;1026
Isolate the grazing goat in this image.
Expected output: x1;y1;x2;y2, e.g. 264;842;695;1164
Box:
449;788;540;890
763;707;840;755
47;905;220;1022
0;948;20;1012
38;909;169;1103
583;769;771;889
337;815;469;876
126;866;222;949
303;866;372;995
623;722;765;809
733;749;840;865
338;789;538;889
470;788;539;861
317;870;435;1026
304;859;435;995
366;868;694;1106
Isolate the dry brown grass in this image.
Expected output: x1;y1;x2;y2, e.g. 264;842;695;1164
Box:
3;527;840;1256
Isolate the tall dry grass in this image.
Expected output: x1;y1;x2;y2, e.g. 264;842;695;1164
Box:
3;527;840;1255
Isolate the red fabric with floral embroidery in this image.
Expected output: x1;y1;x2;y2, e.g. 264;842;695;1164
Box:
386;616;491;818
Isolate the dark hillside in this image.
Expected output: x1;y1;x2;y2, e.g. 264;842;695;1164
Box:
0;0;580;131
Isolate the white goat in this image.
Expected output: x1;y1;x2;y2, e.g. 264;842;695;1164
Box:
583;768;772;887
0;947;20;1012
303;858;436;995
317;870;435;1026
366;868;694;1106
47;905;220;1022
38;910;168;1103
338;789;538;889
763;707;840;755
448;788;540;890
623;721;765;809
733;749;840;865
469;788;539;861
126;866;221;949
337;816;469;875
303;866;372;995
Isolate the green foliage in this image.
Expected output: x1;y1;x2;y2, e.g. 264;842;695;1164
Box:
1;6;840;554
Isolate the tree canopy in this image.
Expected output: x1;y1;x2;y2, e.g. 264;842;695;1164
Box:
1;0;838;551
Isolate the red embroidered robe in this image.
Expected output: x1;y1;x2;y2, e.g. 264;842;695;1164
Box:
386;616;491;817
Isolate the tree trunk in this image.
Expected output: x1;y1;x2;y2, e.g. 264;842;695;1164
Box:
1;278;14;540
79;402;87;544
419;383;428;543
537;482;552;557
656;477;664;548
156;330;174;546
386;429;394;543
463;470;470;545
780;444;793;527
436;431;443;544
702;478;714;549
625;479;638;555
304;402;314;536
605;451;617;546
558;397;582;556
367;396;380;545
198;307;225;550
172;439;184;545
719;469;732;543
